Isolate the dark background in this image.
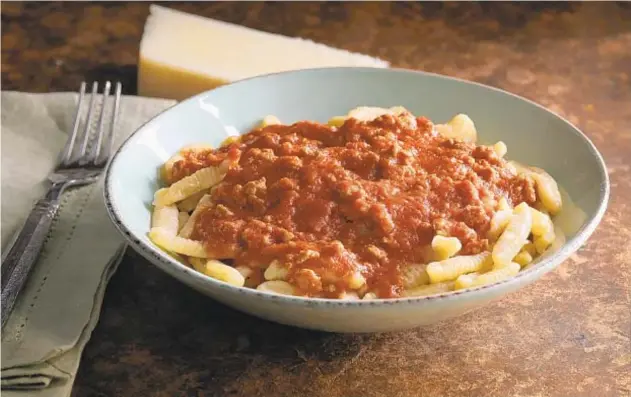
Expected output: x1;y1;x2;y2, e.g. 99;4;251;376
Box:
2;2;630;396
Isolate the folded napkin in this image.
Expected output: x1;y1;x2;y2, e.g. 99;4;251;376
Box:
1;91;176;396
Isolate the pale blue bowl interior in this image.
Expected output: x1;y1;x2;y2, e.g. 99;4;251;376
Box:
107;68;608;262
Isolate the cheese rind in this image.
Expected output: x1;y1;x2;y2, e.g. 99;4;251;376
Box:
139;5;389;100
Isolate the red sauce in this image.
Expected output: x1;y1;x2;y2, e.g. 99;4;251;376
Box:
171;114;536;298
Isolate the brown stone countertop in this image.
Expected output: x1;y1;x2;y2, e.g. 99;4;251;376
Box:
2;2;630;396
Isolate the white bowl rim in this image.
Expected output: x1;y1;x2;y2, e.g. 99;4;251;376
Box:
103;66;610;308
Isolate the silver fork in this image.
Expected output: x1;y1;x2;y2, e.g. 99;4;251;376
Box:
1;81;122;328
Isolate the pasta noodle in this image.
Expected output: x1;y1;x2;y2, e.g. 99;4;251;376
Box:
434;114;477;143
401;263;430;289
327;116;347;128
362;292;378;300
190;258;245;287
530;168;562;215
149;227;208;258
151;204;179;234
260;115;281;127
426;252;492;284
534;232;556;254
235;265;253;279
431;235;462;261
178;194;212;238
454;262;521;290
497;197;511;211
221;136;240;147
339;291;361;300
154;166;226;207
177;190;206;213
530;207;554;237
177;211;190;232
257;280;295;296
403;281;455;297
160;144;215;185
493;141;507;158
488;209;513;241
346;272;367;290
513;250;533;267
347;106;407;123
264;260;289;281
492;203;532;269
148;106;566;299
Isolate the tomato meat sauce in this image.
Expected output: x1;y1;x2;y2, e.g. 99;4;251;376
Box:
171;114;536;298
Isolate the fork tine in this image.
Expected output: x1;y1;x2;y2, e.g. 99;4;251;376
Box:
102;82;122;162
91;81;112;164
59;82;86;166
78;82;99;161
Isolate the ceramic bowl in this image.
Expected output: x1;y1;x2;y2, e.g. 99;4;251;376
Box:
104;67;609;333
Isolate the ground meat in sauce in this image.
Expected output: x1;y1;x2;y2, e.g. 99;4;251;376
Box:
172;113;537;298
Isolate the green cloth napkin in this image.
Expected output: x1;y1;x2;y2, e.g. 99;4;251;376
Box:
1;91;176;396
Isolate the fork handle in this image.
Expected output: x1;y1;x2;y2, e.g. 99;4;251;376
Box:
1;197;61;328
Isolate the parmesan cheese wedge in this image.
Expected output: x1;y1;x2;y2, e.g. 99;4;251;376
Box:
139;5;390;100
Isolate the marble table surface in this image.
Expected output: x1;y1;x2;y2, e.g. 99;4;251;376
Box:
2;2;630;396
